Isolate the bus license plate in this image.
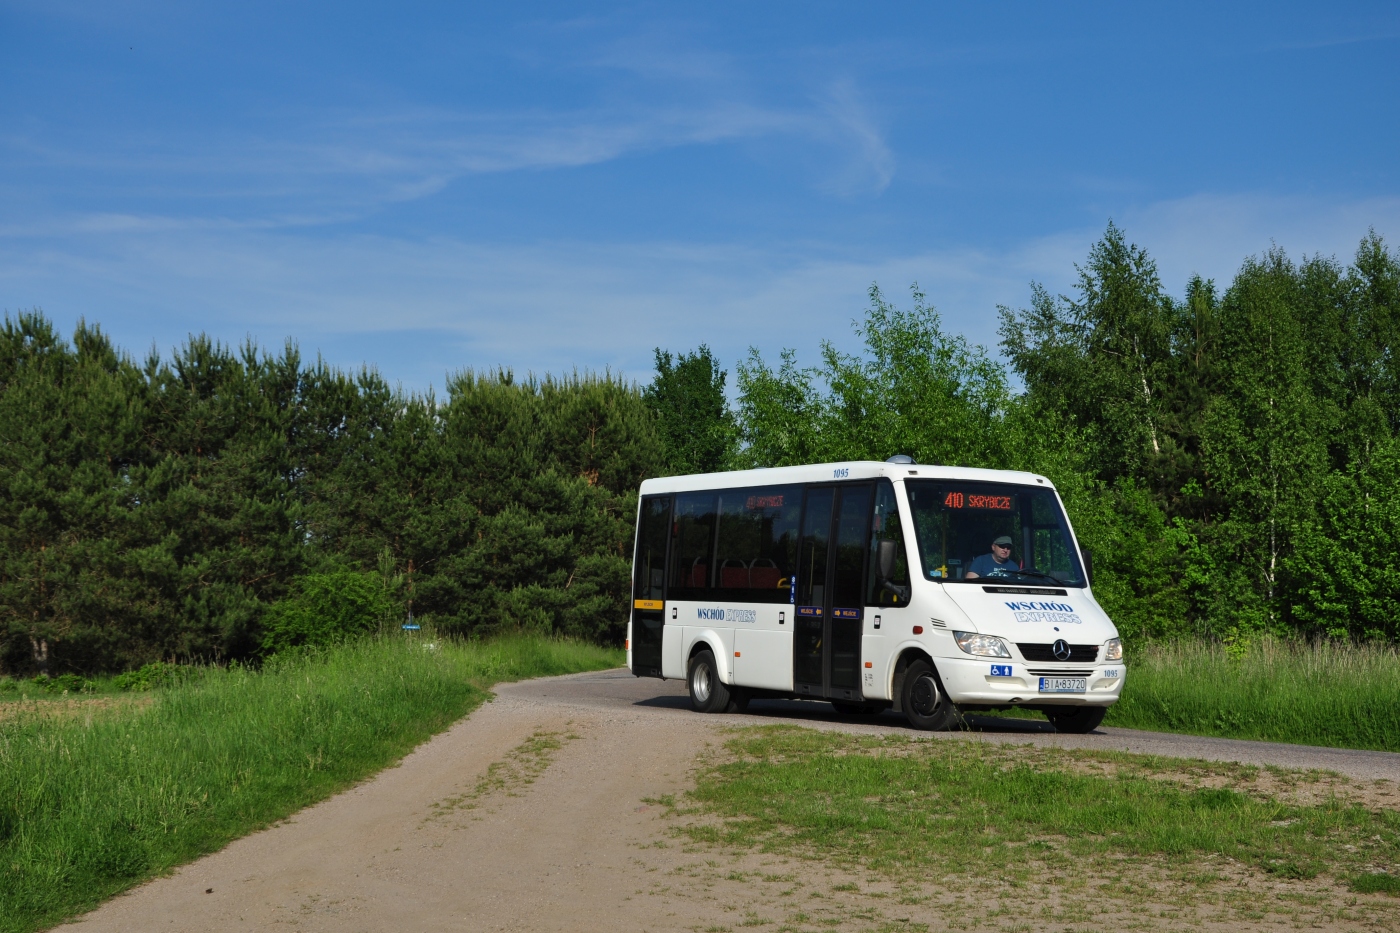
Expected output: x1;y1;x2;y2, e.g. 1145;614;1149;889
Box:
1039;677;1087;694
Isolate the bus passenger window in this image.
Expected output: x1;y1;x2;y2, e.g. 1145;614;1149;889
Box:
669;493;716;598
711;484;802;604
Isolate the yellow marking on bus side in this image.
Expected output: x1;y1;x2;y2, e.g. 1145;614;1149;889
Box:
633;599;664;610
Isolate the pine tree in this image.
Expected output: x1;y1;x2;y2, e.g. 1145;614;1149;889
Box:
644;345;736;474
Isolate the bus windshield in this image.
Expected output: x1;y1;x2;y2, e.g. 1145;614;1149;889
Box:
905;480;1086;587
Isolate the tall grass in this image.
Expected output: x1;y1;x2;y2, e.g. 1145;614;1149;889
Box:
1106;637;1400;752
0;635;621;933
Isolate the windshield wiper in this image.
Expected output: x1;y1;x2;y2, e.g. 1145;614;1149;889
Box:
1001;567;1063;584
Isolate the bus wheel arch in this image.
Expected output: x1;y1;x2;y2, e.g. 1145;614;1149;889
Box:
889;648;929;713
687;635;727;680
892;649;961;731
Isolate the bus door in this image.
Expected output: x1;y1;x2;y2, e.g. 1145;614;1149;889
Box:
631;495;670;677
793;483;873;701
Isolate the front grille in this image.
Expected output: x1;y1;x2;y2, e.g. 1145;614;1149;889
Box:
1027;669;1093;677
1017;643;1099;663
982;586;1068;596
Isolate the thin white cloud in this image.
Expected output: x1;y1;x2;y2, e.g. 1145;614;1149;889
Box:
4;192;1395;392
2;94;884;230
816;81;896;196
1116;192;1400;288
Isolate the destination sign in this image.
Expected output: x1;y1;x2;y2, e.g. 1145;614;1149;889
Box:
942;491;1012;511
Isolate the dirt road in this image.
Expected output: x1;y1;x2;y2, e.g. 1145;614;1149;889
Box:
66;669;1400;932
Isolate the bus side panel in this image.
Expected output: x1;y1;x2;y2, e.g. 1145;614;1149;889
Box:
860;604;917;700
860;630;889;700
734;628;793;691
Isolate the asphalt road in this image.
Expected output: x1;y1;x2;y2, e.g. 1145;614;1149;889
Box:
550;667;1400;783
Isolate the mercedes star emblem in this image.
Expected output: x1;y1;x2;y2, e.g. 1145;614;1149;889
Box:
1052;639;1071;661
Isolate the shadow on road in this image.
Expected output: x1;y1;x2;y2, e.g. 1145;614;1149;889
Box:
633;694;1066;734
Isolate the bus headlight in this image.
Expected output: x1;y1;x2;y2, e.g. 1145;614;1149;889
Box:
953;632;1011;658
1104;638;1123;661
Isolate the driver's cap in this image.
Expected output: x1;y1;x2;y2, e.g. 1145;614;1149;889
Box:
993;535;1013;547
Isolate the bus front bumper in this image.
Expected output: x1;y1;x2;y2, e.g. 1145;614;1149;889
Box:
932;656;1125;706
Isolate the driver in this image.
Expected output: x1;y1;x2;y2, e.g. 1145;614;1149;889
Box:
965;535;1020;579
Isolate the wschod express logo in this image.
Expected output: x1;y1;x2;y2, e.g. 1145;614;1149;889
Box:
695;607;758;624
1003;600;1083;625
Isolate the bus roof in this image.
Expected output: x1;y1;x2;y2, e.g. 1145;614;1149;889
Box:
637;461;1054;495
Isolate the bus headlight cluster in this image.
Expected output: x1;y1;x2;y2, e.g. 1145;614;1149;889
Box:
953;632;1011;658
1104;638;1123;661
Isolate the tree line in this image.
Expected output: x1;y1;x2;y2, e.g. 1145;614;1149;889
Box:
0;323;662;674
3;223;1396;674
725;224;1400;646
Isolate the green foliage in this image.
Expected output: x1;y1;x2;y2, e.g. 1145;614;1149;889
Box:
726;226;1400;645
9;673;94;695
643;344;737;473
999;222;1178;485
2;223;1396;672
260;570;400;652
735;285;1010;468
732;283;1188;640
0;315;308;674
1352;872;1400;896
0;634;622;933
0;327;663;674
111;661;183;692
1287;438;1400;640
997;227;1400;643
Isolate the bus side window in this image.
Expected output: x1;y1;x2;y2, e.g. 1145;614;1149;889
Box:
634;496;671;602
867;481;911;606
713;485;802;603
669;492;717;597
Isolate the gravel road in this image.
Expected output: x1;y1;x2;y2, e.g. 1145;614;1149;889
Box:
65;668;1400;932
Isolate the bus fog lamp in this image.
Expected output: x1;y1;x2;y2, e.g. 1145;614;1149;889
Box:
953;632;1011;658
1104;638;1123;661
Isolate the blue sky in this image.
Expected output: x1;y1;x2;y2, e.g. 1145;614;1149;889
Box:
3;2;1398;393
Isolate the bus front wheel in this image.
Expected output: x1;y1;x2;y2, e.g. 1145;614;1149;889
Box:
688;649;743;714
1044;706;1106;734
901;660;960;731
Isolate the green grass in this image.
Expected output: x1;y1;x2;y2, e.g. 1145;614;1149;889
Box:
1103;637;1400;752
0;634;620;933
678;727;1400;920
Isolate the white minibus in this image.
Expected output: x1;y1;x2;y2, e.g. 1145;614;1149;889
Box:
626;457;1124;733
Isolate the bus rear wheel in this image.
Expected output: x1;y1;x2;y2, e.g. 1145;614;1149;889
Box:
900;660;960;731
688;649;743;714
1044;706;1106;734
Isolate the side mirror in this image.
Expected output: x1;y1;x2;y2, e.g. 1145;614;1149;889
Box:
1081;547;1094;586
877;539;897;580
877;539;910;603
